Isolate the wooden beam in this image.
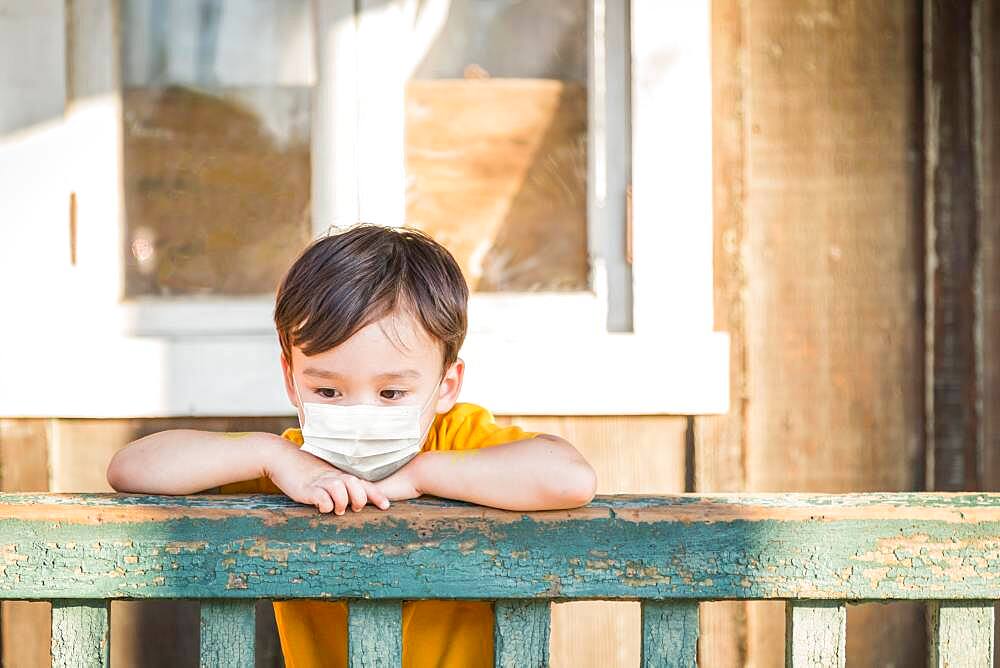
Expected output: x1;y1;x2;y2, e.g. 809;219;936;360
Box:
2;494;1000;600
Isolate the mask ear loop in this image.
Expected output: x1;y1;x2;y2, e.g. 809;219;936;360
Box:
291;374;307;426
415;371;448;445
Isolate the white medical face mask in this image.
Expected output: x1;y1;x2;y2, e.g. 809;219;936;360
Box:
293;377;440;482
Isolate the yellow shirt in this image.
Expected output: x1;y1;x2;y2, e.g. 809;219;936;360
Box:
219;403;536;668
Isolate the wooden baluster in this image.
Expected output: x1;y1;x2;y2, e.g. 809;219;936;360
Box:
50;600;110;668
785;601;846;667
641;601;699;667
348;600;403;667
200;600;256;667
494;600;551;668
928;601;995;667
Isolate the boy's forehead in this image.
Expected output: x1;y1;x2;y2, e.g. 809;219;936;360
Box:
292;312;444;374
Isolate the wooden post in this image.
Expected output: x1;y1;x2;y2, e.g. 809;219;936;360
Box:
785;602;846;668
348;600;402;668
199;600;256;667
704;1;927;665
51;600;110;668
494;600;551;668
641;601;699;667
924;0;982;493
927;602;994;667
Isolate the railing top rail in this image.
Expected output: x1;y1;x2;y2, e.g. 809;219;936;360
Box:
2;493;999;602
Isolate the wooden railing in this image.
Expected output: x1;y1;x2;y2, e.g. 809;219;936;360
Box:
1;492;997;666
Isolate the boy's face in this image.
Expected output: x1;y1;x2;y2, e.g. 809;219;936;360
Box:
281;309;464;433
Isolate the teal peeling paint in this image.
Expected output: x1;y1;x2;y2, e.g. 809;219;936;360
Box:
50;600;109;668
348;600;402;667
3;494;1000;601
640;601;698;667
200;600;256;666
494;600;550;667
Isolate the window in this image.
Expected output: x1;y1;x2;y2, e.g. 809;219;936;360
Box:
0;1;726;418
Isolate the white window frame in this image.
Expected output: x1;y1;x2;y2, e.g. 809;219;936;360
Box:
0;0;727;418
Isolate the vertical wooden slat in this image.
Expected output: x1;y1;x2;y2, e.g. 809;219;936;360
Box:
977;1;1000;661
348;600;402;668
494;600;551;668
924;0;981;493
640;601;699;667
928;602;994;667
50;600;109;668
785;601;846;668
696;0;751;663
199;600;256;668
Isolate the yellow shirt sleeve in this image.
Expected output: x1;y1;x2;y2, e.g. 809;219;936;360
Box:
423;402;537;452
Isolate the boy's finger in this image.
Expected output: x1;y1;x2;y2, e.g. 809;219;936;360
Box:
312;488;334;514
363;481;391;510
343;477;367;511
323;479;349;515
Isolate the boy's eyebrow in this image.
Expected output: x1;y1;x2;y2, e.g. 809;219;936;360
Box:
302;367;343;379
374;370;422;381
301;368;422;381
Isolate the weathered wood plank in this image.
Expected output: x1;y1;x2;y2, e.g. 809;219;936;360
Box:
640;601;698;667
924;0;981;492
696;0;750;663
738;0;926;665
785;601;846;668
3;494;1000;601
199;600;255;667
494;600;550;668
977;0;1000;659
348;600;401;668
50;600;109;668
927;602;994;667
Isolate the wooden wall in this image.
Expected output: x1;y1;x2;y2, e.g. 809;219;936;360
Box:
699;0;999;666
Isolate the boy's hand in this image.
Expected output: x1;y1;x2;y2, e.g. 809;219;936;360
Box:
371;456;423;502
265;445;391;514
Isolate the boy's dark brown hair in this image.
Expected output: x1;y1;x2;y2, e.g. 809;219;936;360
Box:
274;225;469;369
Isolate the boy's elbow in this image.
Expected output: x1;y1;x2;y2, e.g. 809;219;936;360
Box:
106;449;137;492
545;461;597;508
572;463;598;506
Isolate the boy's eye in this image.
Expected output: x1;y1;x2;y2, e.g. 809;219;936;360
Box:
315;388;340;399
380;389;406;400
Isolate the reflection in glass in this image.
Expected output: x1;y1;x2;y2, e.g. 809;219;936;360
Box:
121;0;313;297
406;0;589;292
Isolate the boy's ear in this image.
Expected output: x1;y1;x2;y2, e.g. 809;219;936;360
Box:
434;358;464;414
280;353;299;410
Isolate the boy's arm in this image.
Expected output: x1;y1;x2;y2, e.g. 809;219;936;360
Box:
107;430;293;494
376;435;597;511
106;430;390;513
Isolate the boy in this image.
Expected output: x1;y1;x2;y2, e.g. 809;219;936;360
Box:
107;225;597;668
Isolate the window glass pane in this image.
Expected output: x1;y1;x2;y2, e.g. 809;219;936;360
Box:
121;0;313;297
406;0;589;292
